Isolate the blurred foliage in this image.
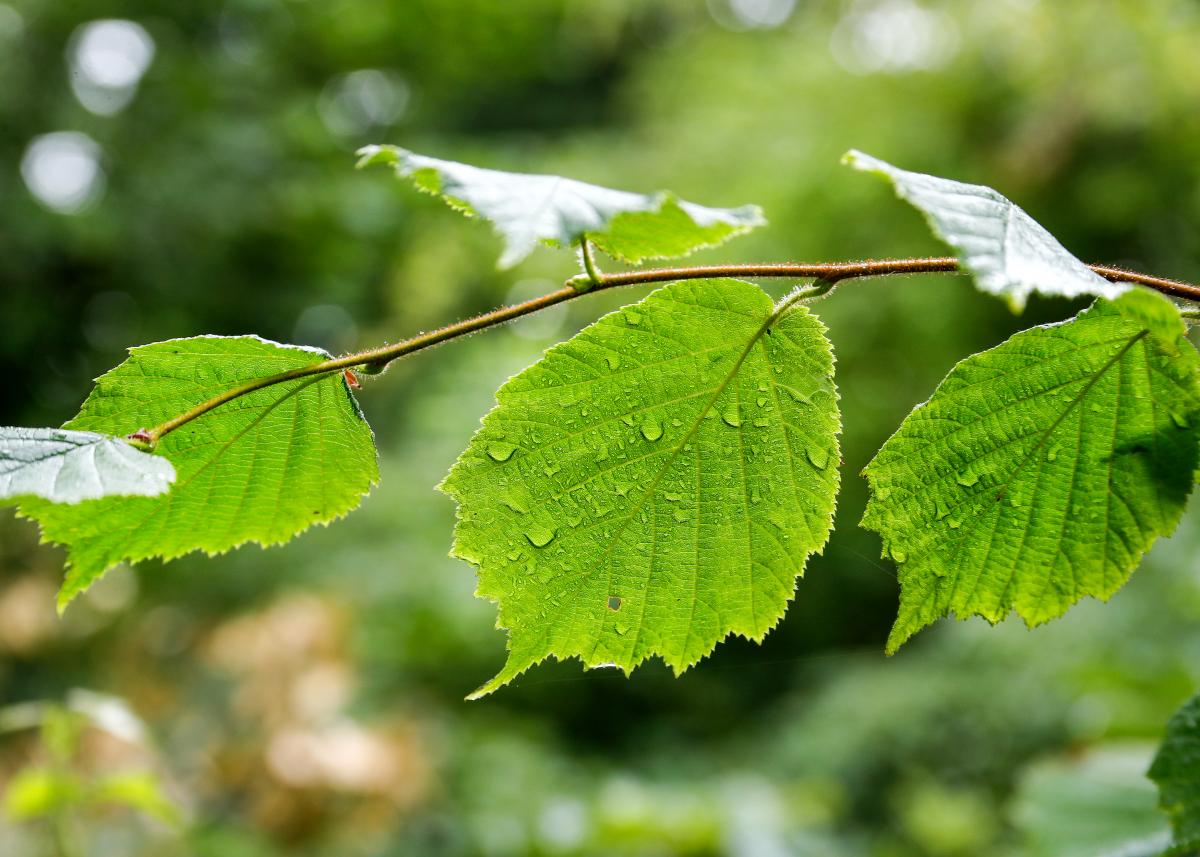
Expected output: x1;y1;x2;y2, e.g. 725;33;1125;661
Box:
2;0;1200;854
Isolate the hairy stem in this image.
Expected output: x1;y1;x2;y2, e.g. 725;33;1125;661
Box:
144;257;1200;443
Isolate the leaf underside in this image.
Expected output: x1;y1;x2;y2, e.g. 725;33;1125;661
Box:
0;427;175;504
18;336;379;608
1149;691;1200;852
862;289;1200;653
357;145;765;268
844;150;1129;311
441;278;841;697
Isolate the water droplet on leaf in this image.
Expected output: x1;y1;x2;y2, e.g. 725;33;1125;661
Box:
525;525;556;548
641;418;663;442
487;442;517;462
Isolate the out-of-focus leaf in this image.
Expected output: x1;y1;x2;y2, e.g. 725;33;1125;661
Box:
1012;744;1170;857
90;772;183;827
3;767;82;821
1149;691;1200;852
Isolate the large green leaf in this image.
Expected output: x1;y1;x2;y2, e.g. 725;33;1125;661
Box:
845;150;1129;311
0;427;174;504
1149;692;1200;852
18;336;379;608
862;289;1200;653
357;145;765;268
441;278;841;697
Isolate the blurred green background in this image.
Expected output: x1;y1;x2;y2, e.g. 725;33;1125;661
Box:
2;1;1199;854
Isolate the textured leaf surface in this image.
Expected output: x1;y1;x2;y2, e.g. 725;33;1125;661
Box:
18;336;378;608
442;279;841;697
845;150;1128;311
358;145;765;268
1150;692;1200;851
862;290;1200;653
0;427;174;504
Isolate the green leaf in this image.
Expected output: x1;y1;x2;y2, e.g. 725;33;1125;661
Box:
3;767;82;821
18;336;378;609
1149;692;1200;851
0;427;175;504
844;150;1129;311
90;772;183;827
1012;744;1170;857
357;145;765;268
862;290;1200;653
441;279;841;698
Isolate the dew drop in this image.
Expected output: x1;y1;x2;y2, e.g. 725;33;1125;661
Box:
891;548;908;563
501;491;528;515
673;509;690;523
525;525;557;548
620;414;635;427
956;471;979;487
806;446;829;470
1172;411;1191;429
722;406;742;428
753;419;770;428
487;442;517;462
756;397;768;408
641;418;663;442
671;418;682;427
626;311;642;326
1046;447;1058;462
606;354;620;370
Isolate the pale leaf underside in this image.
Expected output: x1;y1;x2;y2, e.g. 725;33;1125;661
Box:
18;336;379;608
0;427;175;504
845;149;1129;311
442;279;841;697
863;290;1200;653
357;145;765;268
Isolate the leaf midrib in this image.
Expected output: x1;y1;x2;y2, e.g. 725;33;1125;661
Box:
585;301;792;662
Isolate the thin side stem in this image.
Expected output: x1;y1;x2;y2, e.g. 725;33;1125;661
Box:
144;257;1200;443
578;236;602;287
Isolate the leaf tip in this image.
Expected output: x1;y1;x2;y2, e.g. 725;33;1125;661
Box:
354;144;404;170
841;149;885;174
